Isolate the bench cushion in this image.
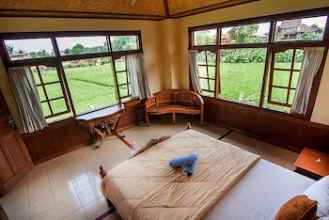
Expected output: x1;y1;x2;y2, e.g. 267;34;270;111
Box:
147;104;201;115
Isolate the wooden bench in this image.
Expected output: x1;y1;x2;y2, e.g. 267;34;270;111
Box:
144;89;204;125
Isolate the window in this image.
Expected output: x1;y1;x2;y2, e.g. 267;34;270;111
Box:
62;57;118;115
30;65;70;119
189;12;328;117
193;29;217;46
114;56;132;102
56;36;108;55
4;38;55;61
110;35;139;52
1;31;143;122
275;16;327;42
196;50;216;96
263;49;304;112
219;48;267;106
221;22;270;44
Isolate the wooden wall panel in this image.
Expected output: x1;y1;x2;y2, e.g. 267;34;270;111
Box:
204;97;329;153
23;100;141;164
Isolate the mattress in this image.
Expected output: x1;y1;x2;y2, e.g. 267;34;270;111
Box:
101;129;260;220
205;159;314;220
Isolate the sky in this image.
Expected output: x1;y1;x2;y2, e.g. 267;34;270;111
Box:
5;36;107;53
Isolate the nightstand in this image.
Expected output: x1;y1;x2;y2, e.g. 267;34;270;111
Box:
294;147;329;180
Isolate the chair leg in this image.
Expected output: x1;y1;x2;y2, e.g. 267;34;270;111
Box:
172;112;176;124
145;113;150;126
200;114;204;124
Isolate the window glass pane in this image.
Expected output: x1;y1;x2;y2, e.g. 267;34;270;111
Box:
275;16;327;41
37;87;46;101
200;78;210;90
274;49;293;69
56;36;108;55
50;99;67;114
30;67;41;84
209;79;215;91
38;66;60;83
62;57;118;114
4;38;55;61
114;57;126;71
289;90;296;105
41;103;51;117
208;67;216;79
110;35;139;51
294;49;304;70
271;87;288;104
117;72;128;85
119;85;129;97
291;71;300;88
45;84;63;99
219;48;266;105
221;22;270;44
272;71;290;87
198;66;207;78
193;29;217;45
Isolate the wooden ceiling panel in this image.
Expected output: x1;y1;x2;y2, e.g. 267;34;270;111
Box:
0;0;259;19
168;0;259;17
0;0;166;16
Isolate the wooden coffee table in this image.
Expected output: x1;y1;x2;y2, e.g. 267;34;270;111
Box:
294;147;329;179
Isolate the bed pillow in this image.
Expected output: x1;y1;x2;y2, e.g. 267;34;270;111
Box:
273;195;318;220
304;176;329;219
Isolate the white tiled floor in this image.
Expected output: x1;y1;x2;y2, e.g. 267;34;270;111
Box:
0;120;298;220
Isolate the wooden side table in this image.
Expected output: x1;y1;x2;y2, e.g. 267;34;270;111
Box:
294;147;329;180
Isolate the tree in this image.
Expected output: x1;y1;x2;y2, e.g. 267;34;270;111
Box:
71;43;85;54
228;24;259;43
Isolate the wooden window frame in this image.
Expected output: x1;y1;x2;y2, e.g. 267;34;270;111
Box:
113;55;132;100
197;50;216;96
0;30;143;121
32;65;70;119
188;7;329;120
268;48;301;107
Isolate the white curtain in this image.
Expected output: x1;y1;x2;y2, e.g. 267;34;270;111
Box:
9;67;47;133
291;47;325;114
126;53;152;100
188;50;201;93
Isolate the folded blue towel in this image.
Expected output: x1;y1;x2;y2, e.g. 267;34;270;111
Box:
169;153;198;176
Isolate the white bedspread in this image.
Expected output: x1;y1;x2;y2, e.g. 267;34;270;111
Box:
205;159;314;220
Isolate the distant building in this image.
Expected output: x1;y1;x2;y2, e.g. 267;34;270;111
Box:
276;19;322;40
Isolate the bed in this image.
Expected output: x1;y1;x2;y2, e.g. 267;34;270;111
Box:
100;128;314;220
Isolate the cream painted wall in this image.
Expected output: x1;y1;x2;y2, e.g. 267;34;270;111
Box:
0;17;165;125
171;0;329;125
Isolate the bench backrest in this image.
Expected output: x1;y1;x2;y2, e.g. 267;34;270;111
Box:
146;89;204;108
